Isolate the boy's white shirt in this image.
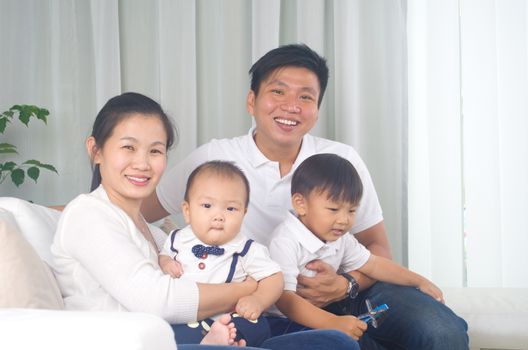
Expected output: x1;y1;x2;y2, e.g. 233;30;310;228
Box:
268;211;371;292
267;211;370;316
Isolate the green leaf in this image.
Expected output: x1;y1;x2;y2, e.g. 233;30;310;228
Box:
27;166;40;182
18;105;32;126
2;161;17;171
11;168;25;187
35;107;49;123
0;143;17;154
23;160;58;173
0;117;7;133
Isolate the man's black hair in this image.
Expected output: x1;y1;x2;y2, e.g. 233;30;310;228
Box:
249;43;329;107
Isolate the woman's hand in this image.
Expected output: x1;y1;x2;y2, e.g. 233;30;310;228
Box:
296;260;347;307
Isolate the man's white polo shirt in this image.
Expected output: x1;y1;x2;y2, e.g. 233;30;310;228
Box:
157;128;383;247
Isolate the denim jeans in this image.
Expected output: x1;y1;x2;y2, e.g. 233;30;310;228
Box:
178;329;359;350
330;282;469;350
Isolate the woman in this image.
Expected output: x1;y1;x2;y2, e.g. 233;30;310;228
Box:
51;92;359;349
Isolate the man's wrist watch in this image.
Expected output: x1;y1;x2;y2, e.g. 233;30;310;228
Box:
340;272;359;299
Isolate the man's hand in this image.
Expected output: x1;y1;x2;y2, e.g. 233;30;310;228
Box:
296;260;348;307
235;295;264;321
159;255;184;278
326;315;367;340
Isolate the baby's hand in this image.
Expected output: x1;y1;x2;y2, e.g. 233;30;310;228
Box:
327;315;367;340
235;295;264;321
418;280;444;303
159;255;183;278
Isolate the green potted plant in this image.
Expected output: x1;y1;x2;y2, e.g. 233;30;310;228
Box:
0;105;58;187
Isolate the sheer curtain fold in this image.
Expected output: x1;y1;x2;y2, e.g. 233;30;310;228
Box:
1;0;405;265
408;0;528;287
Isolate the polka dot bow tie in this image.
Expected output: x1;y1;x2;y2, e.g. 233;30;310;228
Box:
192;244;225;258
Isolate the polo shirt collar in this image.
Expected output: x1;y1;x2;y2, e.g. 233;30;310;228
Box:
284;210;341;255
244;127;317;171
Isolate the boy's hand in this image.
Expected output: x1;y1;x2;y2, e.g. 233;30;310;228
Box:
159;255;184;278
235;295;264;321
418;280;445;303
326;315;367;340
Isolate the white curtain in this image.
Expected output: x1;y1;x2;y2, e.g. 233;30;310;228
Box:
407;0;528;287
0;0;406;263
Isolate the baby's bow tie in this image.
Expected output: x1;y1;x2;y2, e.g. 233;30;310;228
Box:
192;244;225;258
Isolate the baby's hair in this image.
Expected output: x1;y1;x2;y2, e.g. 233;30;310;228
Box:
184;161;250;207
291;153;363;205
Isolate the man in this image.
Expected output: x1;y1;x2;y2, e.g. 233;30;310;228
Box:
143;44;468;349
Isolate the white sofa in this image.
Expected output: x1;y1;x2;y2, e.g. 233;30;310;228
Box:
1;196;527;350
0;197;177;350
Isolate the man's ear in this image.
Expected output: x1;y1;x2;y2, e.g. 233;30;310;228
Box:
246;90;256;116
292;193;307;216
181;201;191;224
86;136;100;164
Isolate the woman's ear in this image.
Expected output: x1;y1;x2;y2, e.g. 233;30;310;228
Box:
86;136;100;164
292;193;307;216
181;201;191;224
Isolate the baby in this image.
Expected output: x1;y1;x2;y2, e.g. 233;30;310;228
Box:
159;160;283;346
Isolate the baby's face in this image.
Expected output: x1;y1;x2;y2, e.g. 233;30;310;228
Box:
296;190;357;242
182;173;247;246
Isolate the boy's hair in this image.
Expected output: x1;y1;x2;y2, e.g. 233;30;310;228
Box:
184;161;251;207
291;154;363;205
248;43;329;107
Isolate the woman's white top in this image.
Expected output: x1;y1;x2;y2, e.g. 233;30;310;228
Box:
51;186;199;324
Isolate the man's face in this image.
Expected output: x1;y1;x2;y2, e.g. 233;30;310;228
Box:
247;66;320;156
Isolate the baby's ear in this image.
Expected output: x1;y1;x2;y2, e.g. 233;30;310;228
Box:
291;193;307;216
181;201;191;224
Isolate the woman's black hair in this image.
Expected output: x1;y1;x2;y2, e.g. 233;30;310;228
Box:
291;153;363;205
89;92;176;191
184;160;250;208
248;43;329;107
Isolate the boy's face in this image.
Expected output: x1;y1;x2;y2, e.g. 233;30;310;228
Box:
292;190;357;242
182;173;247;246
247;66;320;155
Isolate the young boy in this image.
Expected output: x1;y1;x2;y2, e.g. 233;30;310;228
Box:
158;160;284;347
268;153;444;339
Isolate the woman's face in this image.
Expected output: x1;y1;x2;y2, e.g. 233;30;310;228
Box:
91;113;168;208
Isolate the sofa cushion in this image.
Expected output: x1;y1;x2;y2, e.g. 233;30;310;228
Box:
0;197;61;265
0;209;63;309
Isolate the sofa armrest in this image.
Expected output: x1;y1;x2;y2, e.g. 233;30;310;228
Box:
444;287;528;350
0;309;177;350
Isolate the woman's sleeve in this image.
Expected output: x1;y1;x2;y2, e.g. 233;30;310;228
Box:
59;198;199;324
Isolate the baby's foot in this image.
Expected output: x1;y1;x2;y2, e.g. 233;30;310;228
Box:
201;314;239;346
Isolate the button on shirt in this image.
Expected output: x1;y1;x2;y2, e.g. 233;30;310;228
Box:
268;211;371;293
157;128;383;248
